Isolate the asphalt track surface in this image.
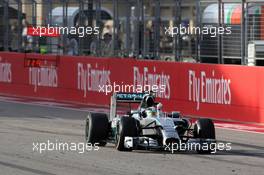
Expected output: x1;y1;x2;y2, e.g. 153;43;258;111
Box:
0;100;263;175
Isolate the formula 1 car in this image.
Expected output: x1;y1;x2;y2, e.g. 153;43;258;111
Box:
85;92;216;153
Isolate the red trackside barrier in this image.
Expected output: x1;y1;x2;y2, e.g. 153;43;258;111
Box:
0;52;263;124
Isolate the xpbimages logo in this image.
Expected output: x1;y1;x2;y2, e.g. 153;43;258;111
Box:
27;25;100;37
165;25;232;38
188;70;232;110
164;141;232;154
32;140;100;154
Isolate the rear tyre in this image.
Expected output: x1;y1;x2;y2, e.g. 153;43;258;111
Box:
193;118;216;154
85;113;109;146
116;117;138;151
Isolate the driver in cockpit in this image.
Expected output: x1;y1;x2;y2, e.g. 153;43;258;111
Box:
141;95;164;118
142;95;155;108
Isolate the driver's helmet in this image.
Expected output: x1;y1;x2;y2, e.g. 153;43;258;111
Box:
145;107;158;118
143;95;155;108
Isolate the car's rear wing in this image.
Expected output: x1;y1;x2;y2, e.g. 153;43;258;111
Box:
115;93;146;103
110;92;149;120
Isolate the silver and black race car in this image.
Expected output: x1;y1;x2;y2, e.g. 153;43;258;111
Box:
85;92;216;153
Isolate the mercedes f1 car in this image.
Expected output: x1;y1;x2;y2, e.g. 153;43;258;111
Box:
85;92;216;153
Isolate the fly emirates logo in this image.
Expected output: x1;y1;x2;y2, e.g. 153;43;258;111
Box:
29;67;58;92
134;66;171;99
0;62;12;83
189;70;231;110
77;63;111;97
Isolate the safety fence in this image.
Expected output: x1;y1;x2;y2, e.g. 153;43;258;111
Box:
0;51;264;124
1;0;264;66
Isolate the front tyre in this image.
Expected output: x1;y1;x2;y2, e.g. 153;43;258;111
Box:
116;117;138;151
85;113;109;146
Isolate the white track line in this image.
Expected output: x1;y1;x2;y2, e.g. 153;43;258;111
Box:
0;98;108;113
215;126;264;135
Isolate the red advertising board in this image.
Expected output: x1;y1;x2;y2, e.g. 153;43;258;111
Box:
0;52;263;124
